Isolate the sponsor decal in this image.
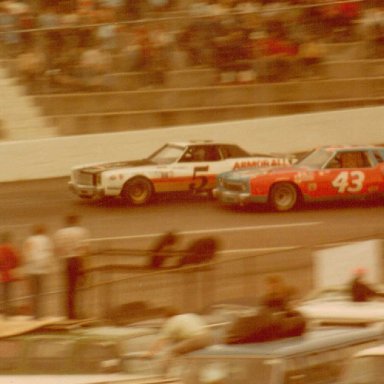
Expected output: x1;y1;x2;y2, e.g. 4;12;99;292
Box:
233;159;283;170
294;172;315;183
368;185;379;192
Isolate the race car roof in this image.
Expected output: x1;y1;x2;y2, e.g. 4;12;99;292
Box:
320;144;381;152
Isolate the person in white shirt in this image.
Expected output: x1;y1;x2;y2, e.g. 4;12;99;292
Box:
147;307;213;376
53;214;90;319
23;224;54;319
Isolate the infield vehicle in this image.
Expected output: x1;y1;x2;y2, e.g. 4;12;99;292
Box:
166;324;384;384
69;141;290;205
213;145;384;211
337;344;384;384
297;285;384;325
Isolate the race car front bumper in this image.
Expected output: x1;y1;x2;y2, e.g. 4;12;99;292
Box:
69;181;105;199
213;188;268;206
213;188;251;205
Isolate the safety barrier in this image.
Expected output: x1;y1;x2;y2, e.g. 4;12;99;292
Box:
5;230;383;320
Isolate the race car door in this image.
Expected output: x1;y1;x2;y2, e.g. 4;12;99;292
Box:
171;145;226;193
310;150;382;200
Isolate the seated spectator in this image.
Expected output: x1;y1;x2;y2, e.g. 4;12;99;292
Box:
260;274;296;312
258;29;299;82
78;44;113;90
298;34;327;79
0;3;23;58
212;15;256;84
46;48;83;92
16;46;46;93
137;22;174;87
321;0;361;42
178;20;214;67
146;307;213;376
120;26;144;71
147;0;172;13
359;4;384;58
95;7;119;53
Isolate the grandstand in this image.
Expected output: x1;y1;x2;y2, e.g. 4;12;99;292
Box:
0;0;383;140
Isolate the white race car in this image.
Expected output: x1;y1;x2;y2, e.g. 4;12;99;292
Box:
69;141;291;205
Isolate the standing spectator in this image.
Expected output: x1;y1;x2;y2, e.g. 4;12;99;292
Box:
0;232;20;317
53;214;91;320
147;307;212;376
23;224;54;319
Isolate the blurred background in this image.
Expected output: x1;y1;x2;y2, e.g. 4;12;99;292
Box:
0;0;383;139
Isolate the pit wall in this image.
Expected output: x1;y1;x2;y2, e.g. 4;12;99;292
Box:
1;106;383;183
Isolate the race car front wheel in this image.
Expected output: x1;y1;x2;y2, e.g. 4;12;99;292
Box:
269;182;298;212
121;177;153;205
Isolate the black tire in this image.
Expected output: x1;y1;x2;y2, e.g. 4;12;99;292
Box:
121;177;153;205
269;182;298;212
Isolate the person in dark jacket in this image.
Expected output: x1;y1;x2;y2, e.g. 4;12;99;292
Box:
350;268;384;302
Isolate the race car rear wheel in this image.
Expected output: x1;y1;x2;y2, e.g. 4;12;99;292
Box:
269;182;298;212
121;177;153;205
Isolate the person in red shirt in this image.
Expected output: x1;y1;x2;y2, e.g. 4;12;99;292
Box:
0;232;20;317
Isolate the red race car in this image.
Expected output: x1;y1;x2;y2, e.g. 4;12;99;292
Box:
213;145;384;211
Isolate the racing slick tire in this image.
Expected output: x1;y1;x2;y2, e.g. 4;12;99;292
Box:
121;177;154;205
269;182;298;212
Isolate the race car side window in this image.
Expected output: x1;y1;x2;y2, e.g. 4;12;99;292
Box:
339;152;371;168
326;154;342;169
220;145;250;159
180;147;214;162
372;150;384;163
205;146;221;161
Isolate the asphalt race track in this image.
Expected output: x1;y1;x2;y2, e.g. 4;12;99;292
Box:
1;177;384;256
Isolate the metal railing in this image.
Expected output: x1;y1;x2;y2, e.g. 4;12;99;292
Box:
4;230;384;320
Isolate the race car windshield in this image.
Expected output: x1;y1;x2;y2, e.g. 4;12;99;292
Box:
147;145;185;164
297;148;333;168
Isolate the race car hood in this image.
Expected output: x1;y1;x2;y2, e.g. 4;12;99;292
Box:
76;159;153;174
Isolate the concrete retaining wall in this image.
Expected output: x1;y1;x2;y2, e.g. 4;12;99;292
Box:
1;106;384;183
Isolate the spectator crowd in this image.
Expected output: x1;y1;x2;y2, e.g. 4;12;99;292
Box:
0;214;90;320
0;0;383;93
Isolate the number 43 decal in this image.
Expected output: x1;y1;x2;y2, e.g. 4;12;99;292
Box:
332;171;365;193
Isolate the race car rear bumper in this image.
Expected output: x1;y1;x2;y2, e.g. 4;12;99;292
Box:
69;182;105;199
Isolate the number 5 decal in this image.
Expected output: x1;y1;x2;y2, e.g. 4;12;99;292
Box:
332;171;365;193
189;166;209;192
